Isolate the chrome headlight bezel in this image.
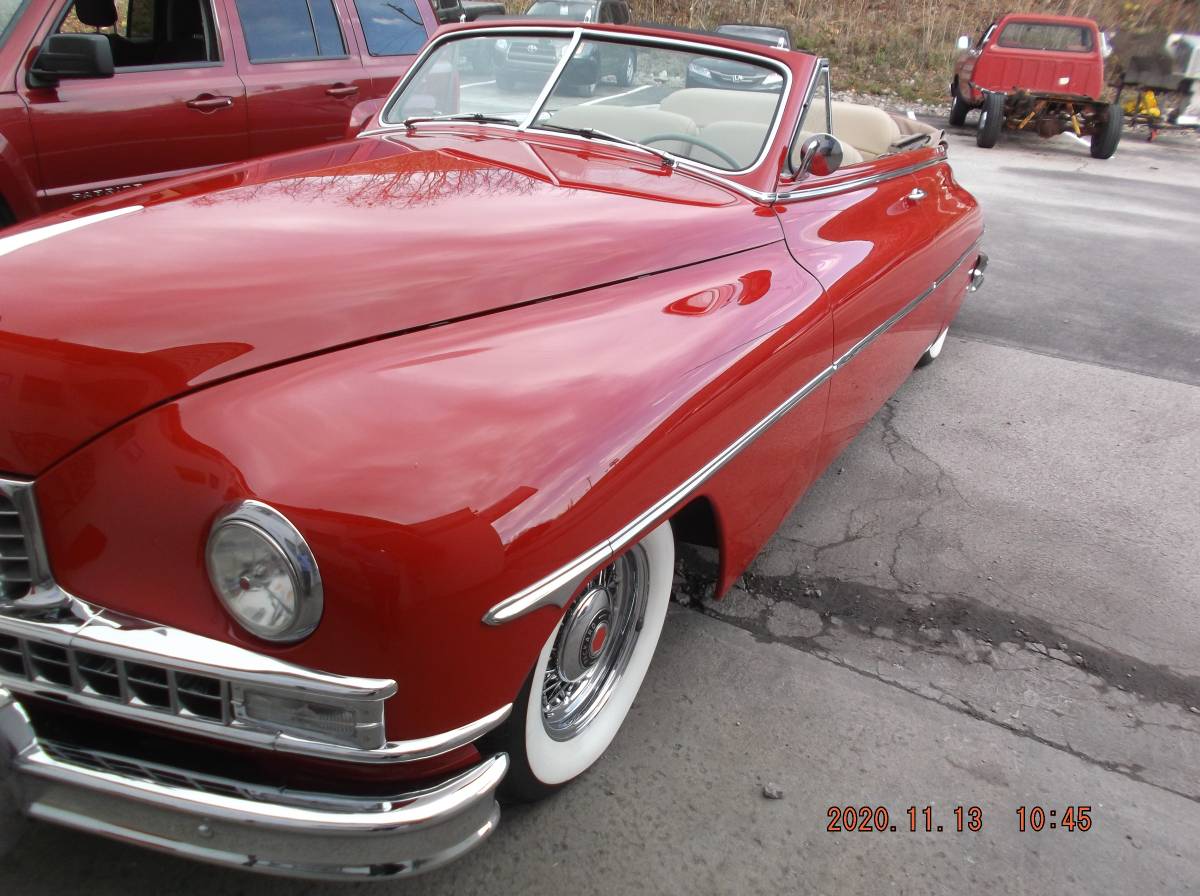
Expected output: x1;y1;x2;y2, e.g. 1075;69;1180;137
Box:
205;501;323;643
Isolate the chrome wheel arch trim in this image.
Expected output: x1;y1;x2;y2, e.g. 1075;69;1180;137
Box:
485;238;985;625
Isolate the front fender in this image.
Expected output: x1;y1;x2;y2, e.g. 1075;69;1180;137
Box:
35;242;829;740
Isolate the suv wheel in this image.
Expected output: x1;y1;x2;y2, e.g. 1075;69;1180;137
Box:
976;92;1004;148
616;50;636;87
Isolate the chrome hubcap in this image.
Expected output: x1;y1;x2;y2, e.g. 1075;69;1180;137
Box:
541;545;649;741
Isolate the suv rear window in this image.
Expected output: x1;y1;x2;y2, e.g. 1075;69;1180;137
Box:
997;22;1093;53
527;1;596;21
236;0;347;62
353;0;428;56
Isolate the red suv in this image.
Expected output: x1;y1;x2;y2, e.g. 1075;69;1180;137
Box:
0;0;442;225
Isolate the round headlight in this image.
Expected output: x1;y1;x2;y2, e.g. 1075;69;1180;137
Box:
206;501;323;643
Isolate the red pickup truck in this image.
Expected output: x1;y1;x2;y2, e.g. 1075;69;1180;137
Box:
950;13;1122;159
0;0;442;225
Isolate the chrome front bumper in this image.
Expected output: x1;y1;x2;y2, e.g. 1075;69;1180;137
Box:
0;687;508;880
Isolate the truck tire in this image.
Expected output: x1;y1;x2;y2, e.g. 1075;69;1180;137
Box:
976;92;1004;148
949;93;969;126
1090;103;1122;159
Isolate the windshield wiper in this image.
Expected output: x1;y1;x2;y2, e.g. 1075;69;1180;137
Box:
403;113;521;128
536;123;676;168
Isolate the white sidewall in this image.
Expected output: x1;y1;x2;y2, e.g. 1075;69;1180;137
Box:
523;522;674;786
927;326;949;360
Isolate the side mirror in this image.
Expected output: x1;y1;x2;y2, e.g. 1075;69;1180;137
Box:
789;133;843;179
28;34;114;88
956;35;971;51
345;98;386;139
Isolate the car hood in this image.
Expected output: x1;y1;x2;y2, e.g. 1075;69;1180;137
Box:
0;132;779;476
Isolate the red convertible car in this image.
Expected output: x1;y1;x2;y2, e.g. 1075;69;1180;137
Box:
0;21;985;879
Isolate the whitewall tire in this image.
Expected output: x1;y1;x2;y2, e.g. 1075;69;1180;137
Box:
491;521;674;801
917;326;949;367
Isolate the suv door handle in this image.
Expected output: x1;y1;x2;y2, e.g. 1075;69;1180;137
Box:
186;94;234;111
326;84;360;98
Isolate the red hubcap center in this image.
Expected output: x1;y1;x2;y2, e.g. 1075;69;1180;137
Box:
589;623;608;657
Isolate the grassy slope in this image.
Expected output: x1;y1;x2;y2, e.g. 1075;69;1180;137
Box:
626;0;1199;101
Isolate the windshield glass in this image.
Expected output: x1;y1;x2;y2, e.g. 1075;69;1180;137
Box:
0;0;27;46
527;2;595;21
997;21;1093;52
382;33;787;173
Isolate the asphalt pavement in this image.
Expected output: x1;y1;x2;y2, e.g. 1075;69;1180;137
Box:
2;112;1198;895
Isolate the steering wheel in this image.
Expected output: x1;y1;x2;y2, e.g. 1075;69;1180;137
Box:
641;133;741;170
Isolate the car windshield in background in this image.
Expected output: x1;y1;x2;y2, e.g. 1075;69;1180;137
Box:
997;22;1093;52
0;0;27;46
384;34;787;173
714;24;791;49
526;1;595;20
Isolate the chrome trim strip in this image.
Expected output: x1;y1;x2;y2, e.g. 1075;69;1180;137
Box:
519;28;583;130
775;155;944;202
485;238;984;625
0;592;511;763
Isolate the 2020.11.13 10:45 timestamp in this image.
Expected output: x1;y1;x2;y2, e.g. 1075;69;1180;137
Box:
826;805;1096;833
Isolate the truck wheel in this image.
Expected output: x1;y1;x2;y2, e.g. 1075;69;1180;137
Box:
486;522;674;803
1090;103;1122;159
949;94;969;127
976;92;1004;148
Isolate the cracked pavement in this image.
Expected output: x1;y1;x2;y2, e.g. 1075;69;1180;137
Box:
2;120;1199;895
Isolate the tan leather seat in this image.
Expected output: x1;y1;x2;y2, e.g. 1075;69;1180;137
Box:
660;88;779;127
544;106;699;158
807;100;902;160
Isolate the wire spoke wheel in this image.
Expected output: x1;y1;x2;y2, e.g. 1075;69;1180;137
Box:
489;521;674;801
540;546;649;741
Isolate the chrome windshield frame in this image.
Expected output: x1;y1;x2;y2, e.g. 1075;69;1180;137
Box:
374;24;796;179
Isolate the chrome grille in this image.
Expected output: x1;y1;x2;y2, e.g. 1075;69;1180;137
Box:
0;630;229;723
0;491;33;601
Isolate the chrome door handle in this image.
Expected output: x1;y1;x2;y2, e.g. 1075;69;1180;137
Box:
326;84;360;98
907;188;927;202
186;94;234;111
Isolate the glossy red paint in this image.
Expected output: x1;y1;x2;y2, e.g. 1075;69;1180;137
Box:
0;0;441;222
0;134;779;475
2;23;983;767
954;14;1105;104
